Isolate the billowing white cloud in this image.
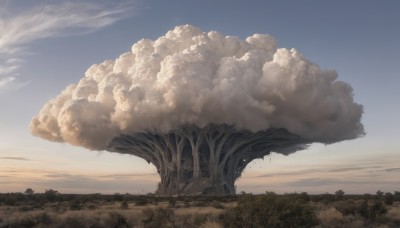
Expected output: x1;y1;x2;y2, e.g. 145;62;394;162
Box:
0;0;135;91
31;25;364;150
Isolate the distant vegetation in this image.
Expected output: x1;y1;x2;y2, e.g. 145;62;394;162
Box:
0;189;399;227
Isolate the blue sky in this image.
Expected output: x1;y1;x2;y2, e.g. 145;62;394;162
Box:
0;0;399;194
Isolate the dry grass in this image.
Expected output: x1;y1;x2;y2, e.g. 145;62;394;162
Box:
317;207;344;224
0;201;223;227
1;195;399;227
174;206;224;216
199;219;223;228
386;204;400;223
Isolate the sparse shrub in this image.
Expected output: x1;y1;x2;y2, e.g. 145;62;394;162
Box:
142;208;175;228
106;212;129;228
51;202;65;212
212;201;224;209
192;214;208;226
4;195;17;206
120;200;129;209
384;192;394;205
24;188;34;196
356;200;387;221
168;197;176;208
394;191;400;202
18;206;34;212
376;190;384;199
61;215;86;228
200;219;223;228
180;214;213;227
335;189;345;199
183;201;190;208
134;197;148;206
12;216;36;228
369;200;387;220
32;200;44;209
223;193;318;227
321;192;335;204
285;192;310;202
363;193;372;200
317;207;344;227
87;204;98;210
335;199;357;216
193;200;207;207
9;212;53;228
70;200;83;210
113;193;123;201
35;212;52;225
44;189;59;202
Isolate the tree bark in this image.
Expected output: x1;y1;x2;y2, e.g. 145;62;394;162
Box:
107;124;306;195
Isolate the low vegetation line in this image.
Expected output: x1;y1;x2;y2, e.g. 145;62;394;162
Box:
0;189;399;227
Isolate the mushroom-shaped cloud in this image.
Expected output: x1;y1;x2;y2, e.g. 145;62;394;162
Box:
30;25;364;195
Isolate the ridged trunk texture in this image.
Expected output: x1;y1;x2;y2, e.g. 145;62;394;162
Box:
106;124;305;195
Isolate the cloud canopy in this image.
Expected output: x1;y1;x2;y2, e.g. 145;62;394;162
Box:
31;25;364;150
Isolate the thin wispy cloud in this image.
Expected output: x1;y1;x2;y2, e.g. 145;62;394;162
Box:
0;0;136;91
0;76;15;87
385;168;400;173
0;156;31;161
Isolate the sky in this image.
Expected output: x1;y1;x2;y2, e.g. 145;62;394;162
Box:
0;0;399;194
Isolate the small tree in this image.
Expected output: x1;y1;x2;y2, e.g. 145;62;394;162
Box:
44;189;59;201
335;189;345;199
25;188;34;196
376;190;384;199
394;191;400;202
384;192;394;205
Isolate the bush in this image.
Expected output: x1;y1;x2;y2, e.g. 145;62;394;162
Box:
212;201;224;209
141;208;175;228
35;212;52;226
106;212;129;228
376;190;384;199
394;191;400;202
384;192;394;205
168;197;176;208
335;190;345;199
334;200;357;216
4;196;17;206
193;201;208;207
44;189;59;202
24;188;34;196
356;200;387;221
321;193;335;204
9;212;53;228
70;200;83;210
285;192;310;202
87;204;98;210
223;193;318;227
134;197;148;206
61;215;86;228
120;200;129;209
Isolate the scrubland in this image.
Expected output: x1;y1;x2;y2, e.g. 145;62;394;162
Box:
0;190;399;227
